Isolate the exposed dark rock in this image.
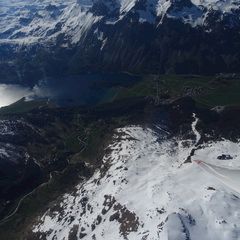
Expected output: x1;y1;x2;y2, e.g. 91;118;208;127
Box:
217;154;233;160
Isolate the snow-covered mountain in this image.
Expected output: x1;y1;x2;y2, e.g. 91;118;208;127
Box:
0;0;98;45
0;0;240;82
31;115;240;240
0;0;239;45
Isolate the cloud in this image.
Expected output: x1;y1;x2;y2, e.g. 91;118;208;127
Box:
0;82;54;108
0;84;32;107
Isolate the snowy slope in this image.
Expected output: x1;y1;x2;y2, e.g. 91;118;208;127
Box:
0;0;99;45
32;116;240;240
195;160;240;195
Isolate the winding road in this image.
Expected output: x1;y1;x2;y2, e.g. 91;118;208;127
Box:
0;127;88;226
0;174;52;226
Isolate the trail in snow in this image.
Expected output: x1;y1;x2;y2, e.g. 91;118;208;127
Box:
194;160;240;195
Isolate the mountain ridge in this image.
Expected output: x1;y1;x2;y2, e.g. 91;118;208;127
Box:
0;0;240;83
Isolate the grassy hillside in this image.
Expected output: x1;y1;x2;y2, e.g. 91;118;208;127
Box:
113;74;240;107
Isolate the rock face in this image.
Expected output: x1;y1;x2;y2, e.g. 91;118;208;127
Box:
0;0;240;83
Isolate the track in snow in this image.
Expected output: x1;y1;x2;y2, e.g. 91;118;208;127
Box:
194;160;240;195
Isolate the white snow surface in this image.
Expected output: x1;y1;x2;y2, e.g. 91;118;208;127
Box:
195;160;240;196
33;116;240;240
